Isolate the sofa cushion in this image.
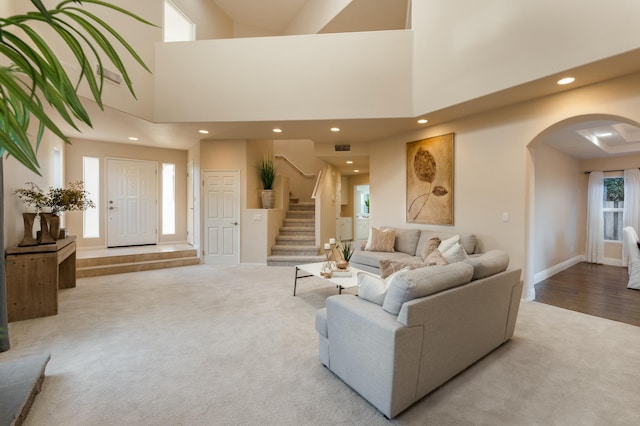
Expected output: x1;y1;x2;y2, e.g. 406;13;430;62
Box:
366;227;396;252
357;269;407;305
415;231;477;256
379;258;425;279
438;234;460;253
463;249;509;279
420;237;441;260
350;250;411;269
384;227;421;255
382;262;474;315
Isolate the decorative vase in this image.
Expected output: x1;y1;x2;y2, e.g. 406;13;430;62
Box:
38;213;56;245
48;214;61;241
18;212;38;246
261;189;275;209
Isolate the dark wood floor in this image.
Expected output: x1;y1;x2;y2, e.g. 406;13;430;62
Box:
534;262;640;327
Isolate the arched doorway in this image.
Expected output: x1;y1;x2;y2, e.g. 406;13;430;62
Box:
525;114;640;301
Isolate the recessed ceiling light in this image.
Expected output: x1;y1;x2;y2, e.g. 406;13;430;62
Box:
198;130;209;134
346;160;353;164
273;128;282;133
417;119;428;124
128;137;139;141
353;169;360;173
557;77;575;85
331;127;340;132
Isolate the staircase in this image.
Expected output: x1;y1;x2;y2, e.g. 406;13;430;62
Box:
267;199;324;267
77;245;200;278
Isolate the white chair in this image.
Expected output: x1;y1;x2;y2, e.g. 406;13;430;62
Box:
622;226;640;289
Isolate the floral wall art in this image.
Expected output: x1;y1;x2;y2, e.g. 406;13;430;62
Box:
406;133;454;224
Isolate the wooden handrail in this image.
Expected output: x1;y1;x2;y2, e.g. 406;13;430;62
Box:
274;154;316;178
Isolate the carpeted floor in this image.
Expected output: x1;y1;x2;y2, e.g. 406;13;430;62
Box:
1;264;639;425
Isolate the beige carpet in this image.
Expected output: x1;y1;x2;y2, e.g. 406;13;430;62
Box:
0;264;639;425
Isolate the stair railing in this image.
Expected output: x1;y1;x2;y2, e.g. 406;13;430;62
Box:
274;154;316;178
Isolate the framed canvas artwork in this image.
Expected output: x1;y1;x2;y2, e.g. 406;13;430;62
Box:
406;133;454;224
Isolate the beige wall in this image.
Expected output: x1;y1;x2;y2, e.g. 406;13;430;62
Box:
65;139;188;247
370;72;640;300
531;144;584;274
340;174;369;218
412;0;640;116
3;132;66;249
274;140;325;202
171;0;233;40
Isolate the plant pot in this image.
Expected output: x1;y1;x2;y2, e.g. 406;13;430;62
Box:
336;260;349;270
18;213;38;246
261;190;275;209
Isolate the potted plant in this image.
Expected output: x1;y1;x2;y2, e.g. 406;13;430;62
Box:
257;157;277;209
337;241;354;269
13;182;48;246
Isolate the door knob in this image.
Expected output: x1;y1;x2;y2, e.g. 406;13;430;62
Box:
232;222;238;225
109;207;116;210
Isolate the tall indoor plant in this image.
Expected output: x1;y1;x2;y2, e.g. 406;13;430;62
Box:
0;0;152;352
257;157;277;209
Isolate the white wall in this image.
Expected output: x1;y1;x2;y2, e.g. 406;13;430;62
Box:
171;0;233;40
154;30;413;122
412;0;640;115
370;72;640;300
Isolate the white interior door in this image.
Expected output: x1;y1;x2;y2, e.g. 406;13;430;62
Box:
107;159;157;247
203;170;240;265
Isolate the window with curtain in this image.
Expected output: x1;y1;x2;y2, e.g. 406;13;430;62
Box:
603;177;624;241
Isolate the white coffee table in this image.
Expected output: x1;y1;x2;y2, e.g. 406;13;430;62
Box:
293;262;365;296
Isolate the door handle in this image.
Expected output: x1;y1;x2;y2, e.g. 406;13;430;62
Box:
232;222;238;226
109;207;116;210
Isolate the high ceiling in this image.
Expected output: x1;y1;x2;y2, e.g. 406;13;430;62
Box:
57;3;640;176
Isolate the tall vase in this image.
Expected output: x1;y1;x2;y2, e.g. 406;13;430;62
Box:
18;212;38;247
38;213;56;245
48;214;61;241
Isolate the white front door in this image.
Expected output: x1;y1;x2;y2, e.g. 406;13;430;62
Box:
203;170;240;265
107;159;157;247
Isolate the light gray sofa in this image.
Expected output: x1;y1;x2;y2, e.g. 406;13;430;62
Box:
349;227;480;274
315;251;523;418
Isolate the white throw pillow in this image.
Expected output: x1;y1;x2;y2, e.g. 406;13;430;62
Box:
438;234;460;254
442;242;468;263
357;269;408;305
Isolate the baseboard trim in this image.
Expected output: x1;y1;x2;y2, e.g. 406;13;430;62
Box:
534;255;583;284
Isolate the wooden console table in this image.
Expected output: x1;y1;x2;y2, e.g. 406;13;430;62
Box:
5;236;76;322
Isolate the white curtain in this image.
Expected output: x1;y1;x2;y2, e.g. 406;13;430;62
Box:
585;171;604;263
622;168;640;266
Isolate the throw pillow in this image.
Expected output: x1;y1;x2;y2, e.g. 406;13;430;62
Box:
420;237;441;261
438;234;460;254
366;227;396;252
379;258;425;279
441;242;468;263
424;249;448;266
357;269;408;305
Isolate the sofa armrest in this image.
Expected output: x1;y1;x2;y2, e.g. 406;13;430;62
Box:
325;295;423;418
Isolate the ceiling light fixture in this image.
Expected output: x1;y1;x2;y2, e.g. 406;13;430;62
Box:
353;169;360;173
595;132;613;137
273;128;282;133
198;130;209;134
128;137;139;141
557;77;575;85
346;160;353;164
417;119;428;124
331;127;340;132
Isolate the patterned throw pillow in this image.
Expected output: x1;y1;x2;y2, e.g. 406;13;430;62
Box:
424;249;448;266
367;227;396;253
420;237;441;261
379;258;425;279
